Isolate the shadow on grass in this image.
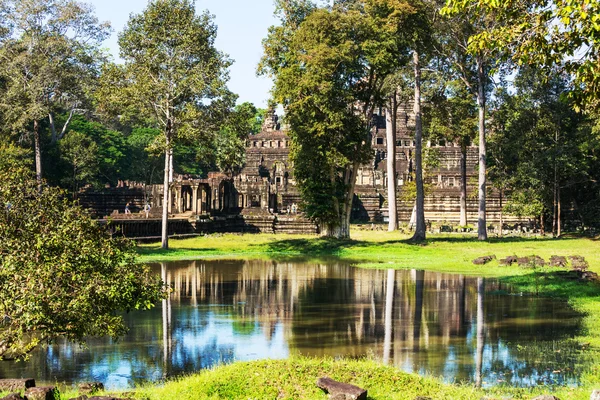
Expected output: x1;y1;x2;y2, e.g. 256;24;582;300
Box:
262;237;370;255
263;234;584;255
136;246;217;256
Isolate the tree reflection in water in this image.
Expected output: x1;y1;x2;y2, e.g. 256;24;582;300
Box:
0;259;587;389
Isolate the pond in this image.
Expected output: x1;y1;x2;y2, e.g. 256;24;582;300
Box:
0;259;589;389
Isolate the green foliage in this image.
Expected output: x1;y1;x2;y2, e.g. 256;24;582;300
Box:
0;0;109;142
443;0;600;113
97;0;232;141
59;130;99;193
0;144;164;360
67;116;127;184
125;127;164;184
488;67;598;227
214;102;262;173
260;1;416;235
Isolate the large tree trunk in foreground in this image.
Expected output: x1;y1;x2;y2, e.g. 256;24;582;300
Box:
476;54;488;240
161;122;172;250
386;96;398;231
411;51;426;241
324;162;358;239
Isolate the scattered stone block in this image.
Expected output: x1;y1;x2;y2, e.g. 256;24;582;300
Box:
0;393;25;400
591;389;600;400
24;386;58;400
69;396;88;400
499;255;518;266
549;256;568;267
517;256;545;267
78;382;104;395
473;255;496;265
570;256;589;271
316;376;367;400
531;396;560;400
578;271;599;282
0;379;35;392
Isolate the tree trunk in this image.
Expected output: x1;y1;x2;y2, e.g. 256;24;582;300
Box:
324;162;357;240
459;141;467;226
499;188;504;238
557;186;561;237
386;95;398;231
552;162;558;237
33;120;42;190
168;147;174;213
161;121;172;250
340;162;359;239
411;51;426;241
476;54;487;240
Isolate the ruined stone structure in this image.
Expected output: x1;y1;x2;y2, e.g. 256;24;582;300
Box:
80;105;524;236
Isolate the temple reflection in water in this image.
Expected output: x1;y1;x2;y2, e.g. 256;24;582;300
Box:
0;259;586;389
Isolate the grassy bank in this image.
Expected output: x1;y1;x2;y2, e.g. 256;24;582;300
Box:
132;357;590;400
134;232;600;399
137;230;600;275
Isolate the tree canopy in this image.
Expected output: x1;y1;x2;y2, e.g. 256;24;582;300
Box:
97;0;233;249
0;144;164;360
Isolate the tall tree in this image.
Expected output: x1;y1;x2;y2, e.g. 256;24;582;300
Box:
260;0;414;239
426;81;477;227
440;2;500;240
0;0;109;186
97;0;232;249
488;67;593;235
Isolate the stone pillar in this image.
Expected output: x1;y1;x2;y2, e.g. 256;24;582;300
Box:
192;187;198;214
167;185;172;214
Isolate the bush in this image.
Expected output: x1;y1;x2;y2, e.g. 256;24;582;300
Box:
0;144;165;360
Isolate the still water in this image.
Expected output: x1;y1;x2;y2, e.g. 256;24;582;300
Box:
0;259;588;389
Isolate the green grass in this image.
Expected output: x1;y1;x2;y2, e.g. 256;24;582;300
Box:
132;356;596;400
137;231;600;276
130;232;600;398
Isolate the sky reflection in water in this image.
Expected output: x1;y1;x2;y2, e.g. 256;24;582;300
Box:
0;259;587;389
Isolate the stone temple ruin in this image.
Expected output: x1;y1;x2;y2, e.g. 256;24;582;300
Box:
79;106;523;237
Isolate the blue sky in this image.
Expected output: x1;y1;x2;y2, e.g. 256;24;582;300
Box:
89;0;278;108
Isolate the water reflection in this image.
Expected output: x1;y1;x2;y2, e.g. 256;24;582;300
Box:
0;259;586;389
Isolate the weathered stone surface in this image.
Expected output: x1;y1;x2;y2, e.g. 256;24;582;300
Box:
517;255;545;267
531;396;560;400
0;379;35;392
78;382;104;395
24;386;58;400
0;393;25;400
69;396;88;400
473;255;496;265
499;255;518;266
590;389;600;400
570;256;589;271
316;377;367;400
549;255;568;267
